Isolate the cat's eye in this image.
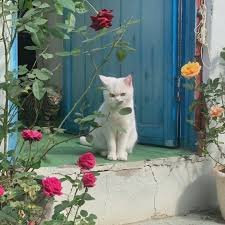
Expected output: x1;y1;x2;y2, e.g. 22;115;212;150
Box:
109;93;116;97
120;93;126;96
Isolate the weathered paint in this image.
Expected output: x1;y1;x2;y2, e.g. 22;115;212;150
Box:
62;0;180;147
37;155;218;225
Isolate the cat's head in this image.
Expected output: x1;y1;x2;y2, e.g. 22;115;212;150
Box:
99;74;134;107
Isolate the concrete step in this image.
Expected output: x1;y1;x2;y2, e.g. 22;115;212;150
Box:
124;211;224;225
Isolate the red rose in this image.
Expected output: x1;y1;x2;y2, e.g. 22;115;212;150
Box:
21;129;42;142
42;177;62;197
82;172;96;188
77;152;96;170
0;185;5;197
90;9;113;31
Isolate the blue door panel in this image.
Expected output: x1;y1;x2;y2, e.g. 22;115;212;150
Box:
63;0;180;147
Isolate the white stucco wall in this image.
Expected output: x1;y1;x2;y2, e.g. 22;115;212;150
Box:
38;156;218;225
203;0;225;154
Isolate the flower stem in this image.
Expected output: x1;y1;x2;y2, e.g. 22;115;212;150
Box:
84;0;98;14
73;188;88;224
25;142;32;171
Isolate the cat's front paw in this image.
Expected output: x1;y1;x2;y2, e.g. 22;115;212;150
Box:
107;153;117;161
117;152;128;161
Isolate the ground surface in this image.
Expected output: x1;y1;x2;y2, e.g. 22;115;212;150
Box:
42;133;192;167
125;211;225;225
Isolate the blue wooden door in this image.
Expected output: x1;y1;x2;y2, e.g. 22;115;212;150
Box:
63;0;179;147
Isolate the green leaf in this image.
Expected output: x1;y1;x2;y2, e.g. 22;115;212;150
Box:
28;73;36;79
0;207;18;223
32;0;41;7
24;45;39;51
84;193;95;201
65;13;76;32
80;210;88;217
34;18;48;25
57;0;75;12
89;213;97;220
56;51;72;57
71;48;81;56
53;201;70;216
39;3;50;8
49;28;70;39
75;1;87;14
31;32;41;47
55;2;63;15
119;107;132;115
18;65;28;75
40;52;54;59
32;79;46;100
25;24;38;33
33;69;50;81
116;49;127;62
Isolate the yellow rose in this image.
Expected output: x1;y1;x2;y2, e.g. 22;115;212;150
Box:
209;106;224;118
181;62;201;78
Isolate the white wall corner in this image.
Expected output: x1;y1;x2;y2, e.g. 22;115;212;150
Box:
203;0;225;154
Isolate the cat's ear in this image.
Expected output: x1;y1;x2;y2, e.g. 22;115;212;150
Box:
124;74;133;87
99;75;111;86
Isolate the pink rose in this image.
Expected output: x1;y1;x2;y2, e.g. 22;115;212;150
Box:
42;177;62;197
82;172;96;188
77;152;96;170
28;221;36;225
21;129;42;142
90;9;113;31
0;185;5;197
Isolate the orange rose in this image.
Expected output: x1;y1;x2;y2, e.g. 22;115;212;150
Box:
209;106;224;118
181;62;201;78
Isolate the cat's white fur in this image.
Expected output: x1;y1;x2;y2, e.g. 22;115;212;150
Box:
80;74;137;161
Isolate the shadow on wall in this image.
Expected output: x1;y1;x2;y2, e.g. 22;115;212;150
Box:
176;158;218;215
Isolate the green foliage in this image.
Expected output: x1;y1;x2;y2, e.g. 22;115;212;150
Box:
184;54;225;160
0;0;137;224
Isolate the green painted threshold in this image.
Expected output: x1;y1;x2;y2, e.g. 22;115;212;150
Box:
39;134;192;167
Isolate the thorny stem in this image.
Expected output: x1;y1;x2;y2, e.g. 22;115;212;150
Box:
84;0;98;14
25;141;32;170
65;185;80;222
73;188;88;224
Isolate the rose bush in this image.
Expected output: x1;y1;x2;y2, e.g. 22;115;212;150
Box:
0;0;137;224
181;58;225;162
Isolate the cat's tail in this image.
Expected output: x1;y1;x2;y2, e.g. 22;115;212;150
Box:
80;136;91;146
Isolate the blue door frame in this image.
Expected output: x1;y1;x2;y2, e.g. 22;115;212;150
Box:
180;0;196;150
8;35;18;151
61;0;197;150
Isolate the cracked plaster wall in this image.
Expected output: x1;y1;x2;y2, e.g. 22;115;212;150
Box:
37;156;218;225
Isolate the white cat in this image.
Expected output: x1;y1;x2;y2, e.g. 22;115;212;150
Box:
80;74;138;161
